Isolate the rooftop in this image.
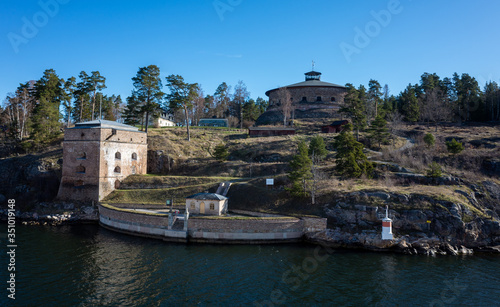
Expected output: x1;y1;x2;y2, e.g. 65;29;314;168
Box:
186;193;228;201
265;71;346;96
72;120;142;132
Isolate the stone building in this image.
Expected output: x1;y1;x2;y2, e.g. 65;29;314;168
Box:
256;70;347;125
198;118;229;127
57;120;147;202
185;193;228;216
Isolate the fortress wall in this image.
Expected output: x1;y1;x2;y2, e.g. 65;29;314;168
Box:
268;87;346;106
187;217;304;242
98;204;327;243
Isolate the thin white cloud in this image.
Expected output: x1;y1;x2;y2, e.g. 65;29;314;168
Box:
215;53;243;58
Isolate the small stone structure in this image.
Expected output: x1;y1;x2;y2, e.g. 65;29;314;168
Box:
186;193;228;215
248;127;296;137
57;120;147;202
198;118;229;127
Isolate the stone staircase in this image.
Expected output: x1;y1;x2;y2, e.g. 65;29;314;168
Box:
216;182;232;196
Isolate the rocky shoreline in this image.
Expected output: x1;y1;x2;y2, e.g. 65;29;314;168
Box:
306;230;500;256
2;206;499;256
0;203;98;226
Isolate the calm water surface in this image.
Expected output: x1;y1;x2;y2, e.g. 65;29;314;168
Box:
1;224;499;306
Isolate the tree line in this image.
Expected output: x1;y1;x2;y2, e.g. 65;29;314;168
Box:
1;68;499;149
341;73;500;140
0;65;269;148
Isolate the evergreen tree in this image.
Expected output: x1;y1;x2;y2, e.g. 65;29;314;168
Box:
242;98;260;123
123;93;142;126
213;143;229;162
31;69;64;146
368;79;382;120
87;71;106;120
340;83;366;141
62;77;76;127
72;71;91;122
308;135;328;160
255;97;269;114
214;82;231;118
423;133;435;148
398;84;419;122
452;73;481;122
367;115;390;149
165;74;198;141
131;65;164;133
333;123;373;178
287;141;312;197
446;138;464;154
426;161;442;178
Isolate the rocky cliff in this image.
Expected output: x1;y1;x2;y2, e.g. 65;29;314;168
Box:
307;181;500;255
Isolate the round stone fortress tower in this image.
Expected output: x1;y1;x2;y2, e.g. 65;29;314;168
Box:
256;70;347;125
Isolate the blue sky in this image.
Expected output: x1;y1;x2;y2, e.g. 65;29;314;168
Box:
1;0;500;103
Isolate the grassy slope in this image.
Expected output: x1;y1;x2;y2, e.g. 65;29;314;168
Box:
103;121;499;218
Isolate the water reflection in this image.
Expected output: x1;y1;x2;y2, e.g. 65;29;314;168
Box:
2;225;499;306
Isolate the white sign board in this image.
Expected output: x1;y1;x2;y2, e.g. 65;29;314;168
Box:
266;179;274;186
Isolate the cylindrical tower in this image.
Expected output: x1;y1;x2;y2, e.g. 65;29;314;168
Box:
382;206;393;240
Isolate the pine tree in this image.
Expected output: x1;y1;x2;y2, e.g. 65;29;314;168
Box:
333;123;373;178
399;84;419;122
213;143;229;162
340;83;366;141
423;133;435;148
368;115;390;149
31;69;64;147
165;74;198;141
287;141;312;197
131;65;164;132
446;138;464;154
123;93;142;126
308;135;328;160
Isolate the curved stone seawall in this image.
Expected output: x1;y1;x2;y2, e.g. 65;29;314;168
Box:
99;204;188;242
98;204;327;244
188;217;304;243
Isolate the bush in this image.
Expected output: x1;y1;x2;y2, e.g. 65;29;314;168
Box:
426;161;442;178
213;143;229;162
423;133;435;147
446;138;464;154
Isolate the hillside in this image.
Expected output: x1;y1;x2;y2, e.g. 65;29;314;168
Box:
1;120;500;253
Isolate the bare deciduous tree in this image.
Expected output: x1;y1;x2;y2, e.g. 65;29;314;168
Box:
277;87;292;127
419;88;452;131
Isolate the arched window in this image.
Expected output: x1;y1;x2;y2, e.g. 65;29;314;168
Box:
76;165;85;173
114;180;121;189
331;97;336;102
316;96;322;102
210;203;215;210
131;152;137;160
301;97;307;102
77;152;86;160
74;180;84;187
115;152;121;160
114;166;121;173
